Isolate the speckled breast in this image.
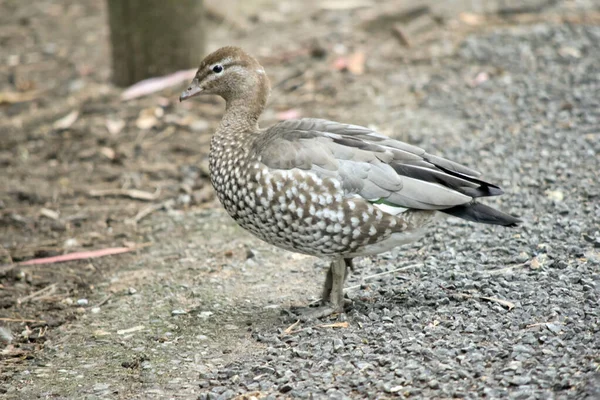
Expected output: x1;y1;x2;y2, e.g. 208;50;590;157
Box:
209;147;408;258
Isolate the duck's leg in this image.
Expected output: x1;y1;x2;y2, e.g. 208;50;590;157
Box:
299;258;352;320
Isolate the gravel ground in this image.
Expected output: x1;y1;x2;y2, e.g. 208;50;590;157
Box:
192;22;600;400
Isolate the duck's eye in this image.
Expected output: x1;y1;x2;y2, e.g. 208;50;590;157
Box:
212;64;223;73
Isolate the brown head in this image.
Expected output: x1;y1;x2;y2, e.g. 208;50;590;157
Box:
179;46;270;107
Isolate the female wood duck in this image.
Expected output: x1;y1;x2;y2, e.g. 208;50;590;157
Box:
180;46;520;319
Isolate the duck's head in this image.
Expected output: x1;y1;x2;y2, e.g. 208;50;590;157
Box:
179;46;270;104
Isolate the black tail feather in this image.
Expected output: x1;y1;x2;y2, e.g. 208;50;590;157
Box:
442;202;521;227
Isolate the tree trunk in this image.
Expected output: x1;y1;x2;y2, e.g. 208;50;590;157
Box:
107;0;205;87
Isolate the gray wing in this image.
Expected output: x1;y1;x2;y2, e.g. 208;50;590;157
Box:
255;118;503;210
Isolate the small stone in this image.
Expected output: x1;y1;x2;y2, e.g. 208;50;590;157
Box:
177;194;191;206
91;307;101;314
545;323;562;334
368;312;380;321
0;327;13;344
389;385;403;393
221;390;236;399
516;252;529;263
332;338;344;352
7;54;20;66
92;383;110;392
171;309;187;316
545;190;564;201
199;311;213;319
128;287;137;295
512;345;532;354
64;238;78;248
198;380;209;388
509;375;531;385
279;384;293;393
76;298;88;306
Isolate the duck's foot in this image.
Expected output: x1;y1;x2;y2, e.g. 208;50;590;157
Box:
294;258;353;321
296;300;350;321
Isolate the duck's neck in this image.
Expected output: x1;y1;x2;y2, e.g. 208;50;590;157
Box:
217;74;270;137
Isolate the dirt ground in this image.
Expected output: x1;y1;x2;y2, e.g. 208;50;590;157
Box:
1;0;599;398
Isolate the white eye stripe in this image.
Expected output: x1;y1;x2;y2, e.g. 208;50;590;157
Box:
208;57;234;72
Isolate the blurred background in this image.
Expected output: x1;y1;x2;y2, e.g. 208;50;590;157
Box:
1;0;599;398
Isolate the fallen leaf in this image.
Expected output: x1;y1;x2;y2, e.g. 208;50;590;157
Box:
135;108;158;130
232;392;266;400
460;12;485;25
348;52;365;75
53;110;79;130
0;90;43;104
105;118;125;135
99;147;116;160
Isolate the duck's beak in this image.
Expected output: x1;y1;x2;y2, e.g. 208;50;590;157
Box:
179;78;202;102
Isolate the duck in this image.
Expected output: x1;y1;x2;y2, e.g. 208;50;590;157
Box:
180;46;520;319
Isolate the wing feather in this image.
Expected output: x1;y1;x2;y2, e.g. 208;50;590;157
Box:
255;118;502;210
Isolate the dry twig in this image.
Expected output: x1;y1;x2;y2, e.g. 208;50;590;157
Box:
17;284;57;304
127;199;175;224
93;294;113;308
89;188;160;201
486;261;529;275
284;320;300;335
284;321;349;335
0;318;47;324
453;292;516;310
